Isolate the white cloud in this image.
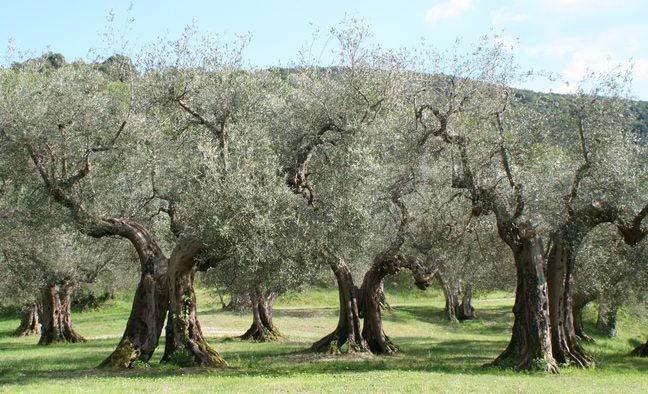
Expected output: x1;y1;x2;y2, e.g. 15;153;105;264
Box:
425;0;474;23
490;7;528;27
542;0;628;9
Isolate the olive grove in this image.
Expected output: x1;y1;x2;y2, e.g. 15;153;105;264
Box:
0;22;646;374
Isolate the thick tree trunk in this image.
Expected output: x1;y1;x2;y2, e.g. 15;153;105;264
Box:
459;285;475;320
437;272;460;322
98;220;168;369
163;239;225;367
311;259;367;353
38;284;85;345
546;239;593;368
631;340;648;357
222;292;250;311
14;302;40;337
240;287;282;342
490;234;558;373
596;302;618;338
361;255;400;354
572;292;595;342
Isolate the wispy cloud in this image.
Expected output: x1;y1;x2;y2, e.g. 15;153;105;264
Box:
490;7;528;27
425;0;474;23
542;0;633;10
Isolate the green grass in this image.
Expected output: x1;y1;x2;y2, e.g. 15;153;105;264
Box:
0;288;647;393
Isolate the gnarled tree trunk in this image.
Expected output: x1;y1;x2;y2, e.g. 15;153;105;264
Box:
38;284;85;345
240;286;282;342
311;258;367;353
546;238;592;368
163;238;225;367
596;302;618;338
14;302;40;337
490;233;558;373
436;272;460;322
572;291;595;342
459;285;475;320
98;220;169;369
222;292;250;311
361;254;400;354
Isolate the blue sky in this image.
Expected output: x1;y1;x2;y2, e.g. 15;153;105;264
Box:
1;0;647;98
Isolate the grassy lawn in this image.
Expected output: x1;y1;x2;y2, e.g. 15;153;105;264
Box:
0;288;646;393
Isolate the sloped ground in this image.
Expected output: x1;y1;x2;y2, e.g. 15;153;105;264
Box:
0;289;646;393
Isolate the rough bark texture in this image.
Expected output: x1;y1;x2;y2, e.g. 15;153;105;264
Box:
360;254;401;354
38;284;85;345
311;259;367;353
490;229;558;373
164;238;225;367
596;302;618;338
98;220;169;369
459;285;475;320
240;287;282;342
546;237;593;368
222;292;250;311
14;302;40;337
572;291;596;342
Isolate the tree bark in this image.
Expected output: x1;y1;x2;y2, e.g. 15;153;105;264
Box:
14;302;40;337
240;286;282;342
596;302;618;338
546;238;593;368
436;272;460;322
360;254;400;354
98;220;169;369
459;285;475;320
572;291;595;342
38;284;85;345
163;238;225;367
311;258;367;353
222;292;250;311
490;232;558;373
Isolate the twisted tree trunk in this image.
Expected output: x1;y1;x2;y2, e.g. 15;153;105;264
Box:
572;291;595;342
490;232;558;373
163;238;225;367
222;292;250;311
38;284;85;345
98;220;169;368
436;272;460;322
311;258;367;353
14;302;40;337
546;238;592;368
361;254;400;354
459;285;475;320
596;302;618;338
240;287;282;342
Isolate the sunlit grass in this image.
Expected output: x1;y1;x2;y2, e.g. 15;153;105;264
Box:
0;288;646;393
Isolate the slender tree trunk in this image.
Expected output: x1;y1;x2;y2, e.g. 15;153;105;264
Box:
14;302;40;337
222;292;250;311
164;239;225;367
546;239;593;368
631;340;648;357
572;292;595;342
240;286;282;342
490;235;558;373
311;259;367;353
596;302;618;338
437;272;460;322
38;284;85;345
459;285;475;320
361;255;400;354
98;220;168;369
